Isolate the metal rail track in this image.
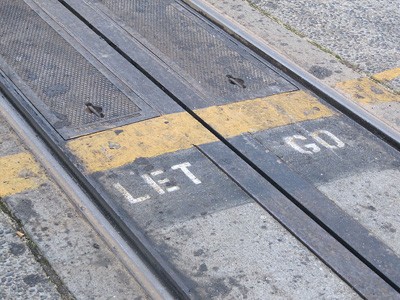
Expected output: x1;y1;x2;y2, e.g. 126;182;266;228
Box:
54;0;400;294
1;0;399;298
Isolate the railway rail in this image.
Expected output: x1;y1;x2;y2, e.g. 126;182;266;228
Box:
1;0;399;298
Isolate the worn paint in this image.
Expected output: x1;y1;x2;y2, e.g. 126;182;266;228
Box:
284;130;345;154
113;161;201;204
171;162;202;185
113;182;150;204
336;78;399;105
372;68;400;82
68;91;334;173
196;90;334;137
0;152;45;197
67;113;218;173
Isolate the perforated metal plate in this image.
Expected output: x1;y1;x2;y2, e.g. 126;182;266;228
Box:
84;0;297;104
0;0;158;139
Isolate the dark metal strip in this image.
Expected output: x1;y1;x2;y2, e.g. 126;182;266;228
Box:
197;142;399;298
57;0;299;109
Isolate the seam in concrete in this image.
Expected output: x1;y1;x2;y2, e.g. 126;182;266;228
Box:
244;0;355;69
244;0;305;38
0;200;75;300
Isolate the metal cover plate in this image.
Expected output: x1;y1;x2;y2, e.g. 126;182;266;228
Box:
0;0;158;139
85;0;298;104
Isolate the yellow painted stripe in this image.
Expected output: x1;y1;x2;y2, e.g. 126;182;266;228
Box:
68;90;334;173
372;68;400;82
0;152;45;197
336;78;400;105
67;113;218;173
196;90;334;137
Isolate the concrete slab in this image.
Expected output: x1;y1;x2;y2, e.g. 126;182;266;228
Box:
318;169;400;258
335;77;400;132
3;186;149;300
373;68;400;92
149;202;360;299
364;101;400;132
0;120;22;156
0;210;61;300
248;0;400;77
390;77;400;91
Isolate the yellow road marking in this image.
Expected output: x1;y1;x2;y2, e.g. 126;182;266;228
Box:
0;152;45;197
68;113;218;173
372;68;400;82
196;91;333;137
68;90;334;173
336;78;399;105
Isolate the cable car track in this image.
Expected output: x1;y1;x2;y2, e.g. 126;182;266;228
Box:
1;0;399;298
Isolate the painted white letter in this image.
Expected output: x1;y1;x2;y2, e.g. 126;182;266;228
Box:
284;135;320;154
311;130;345;149
171;162;201;184
114;183;150;204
